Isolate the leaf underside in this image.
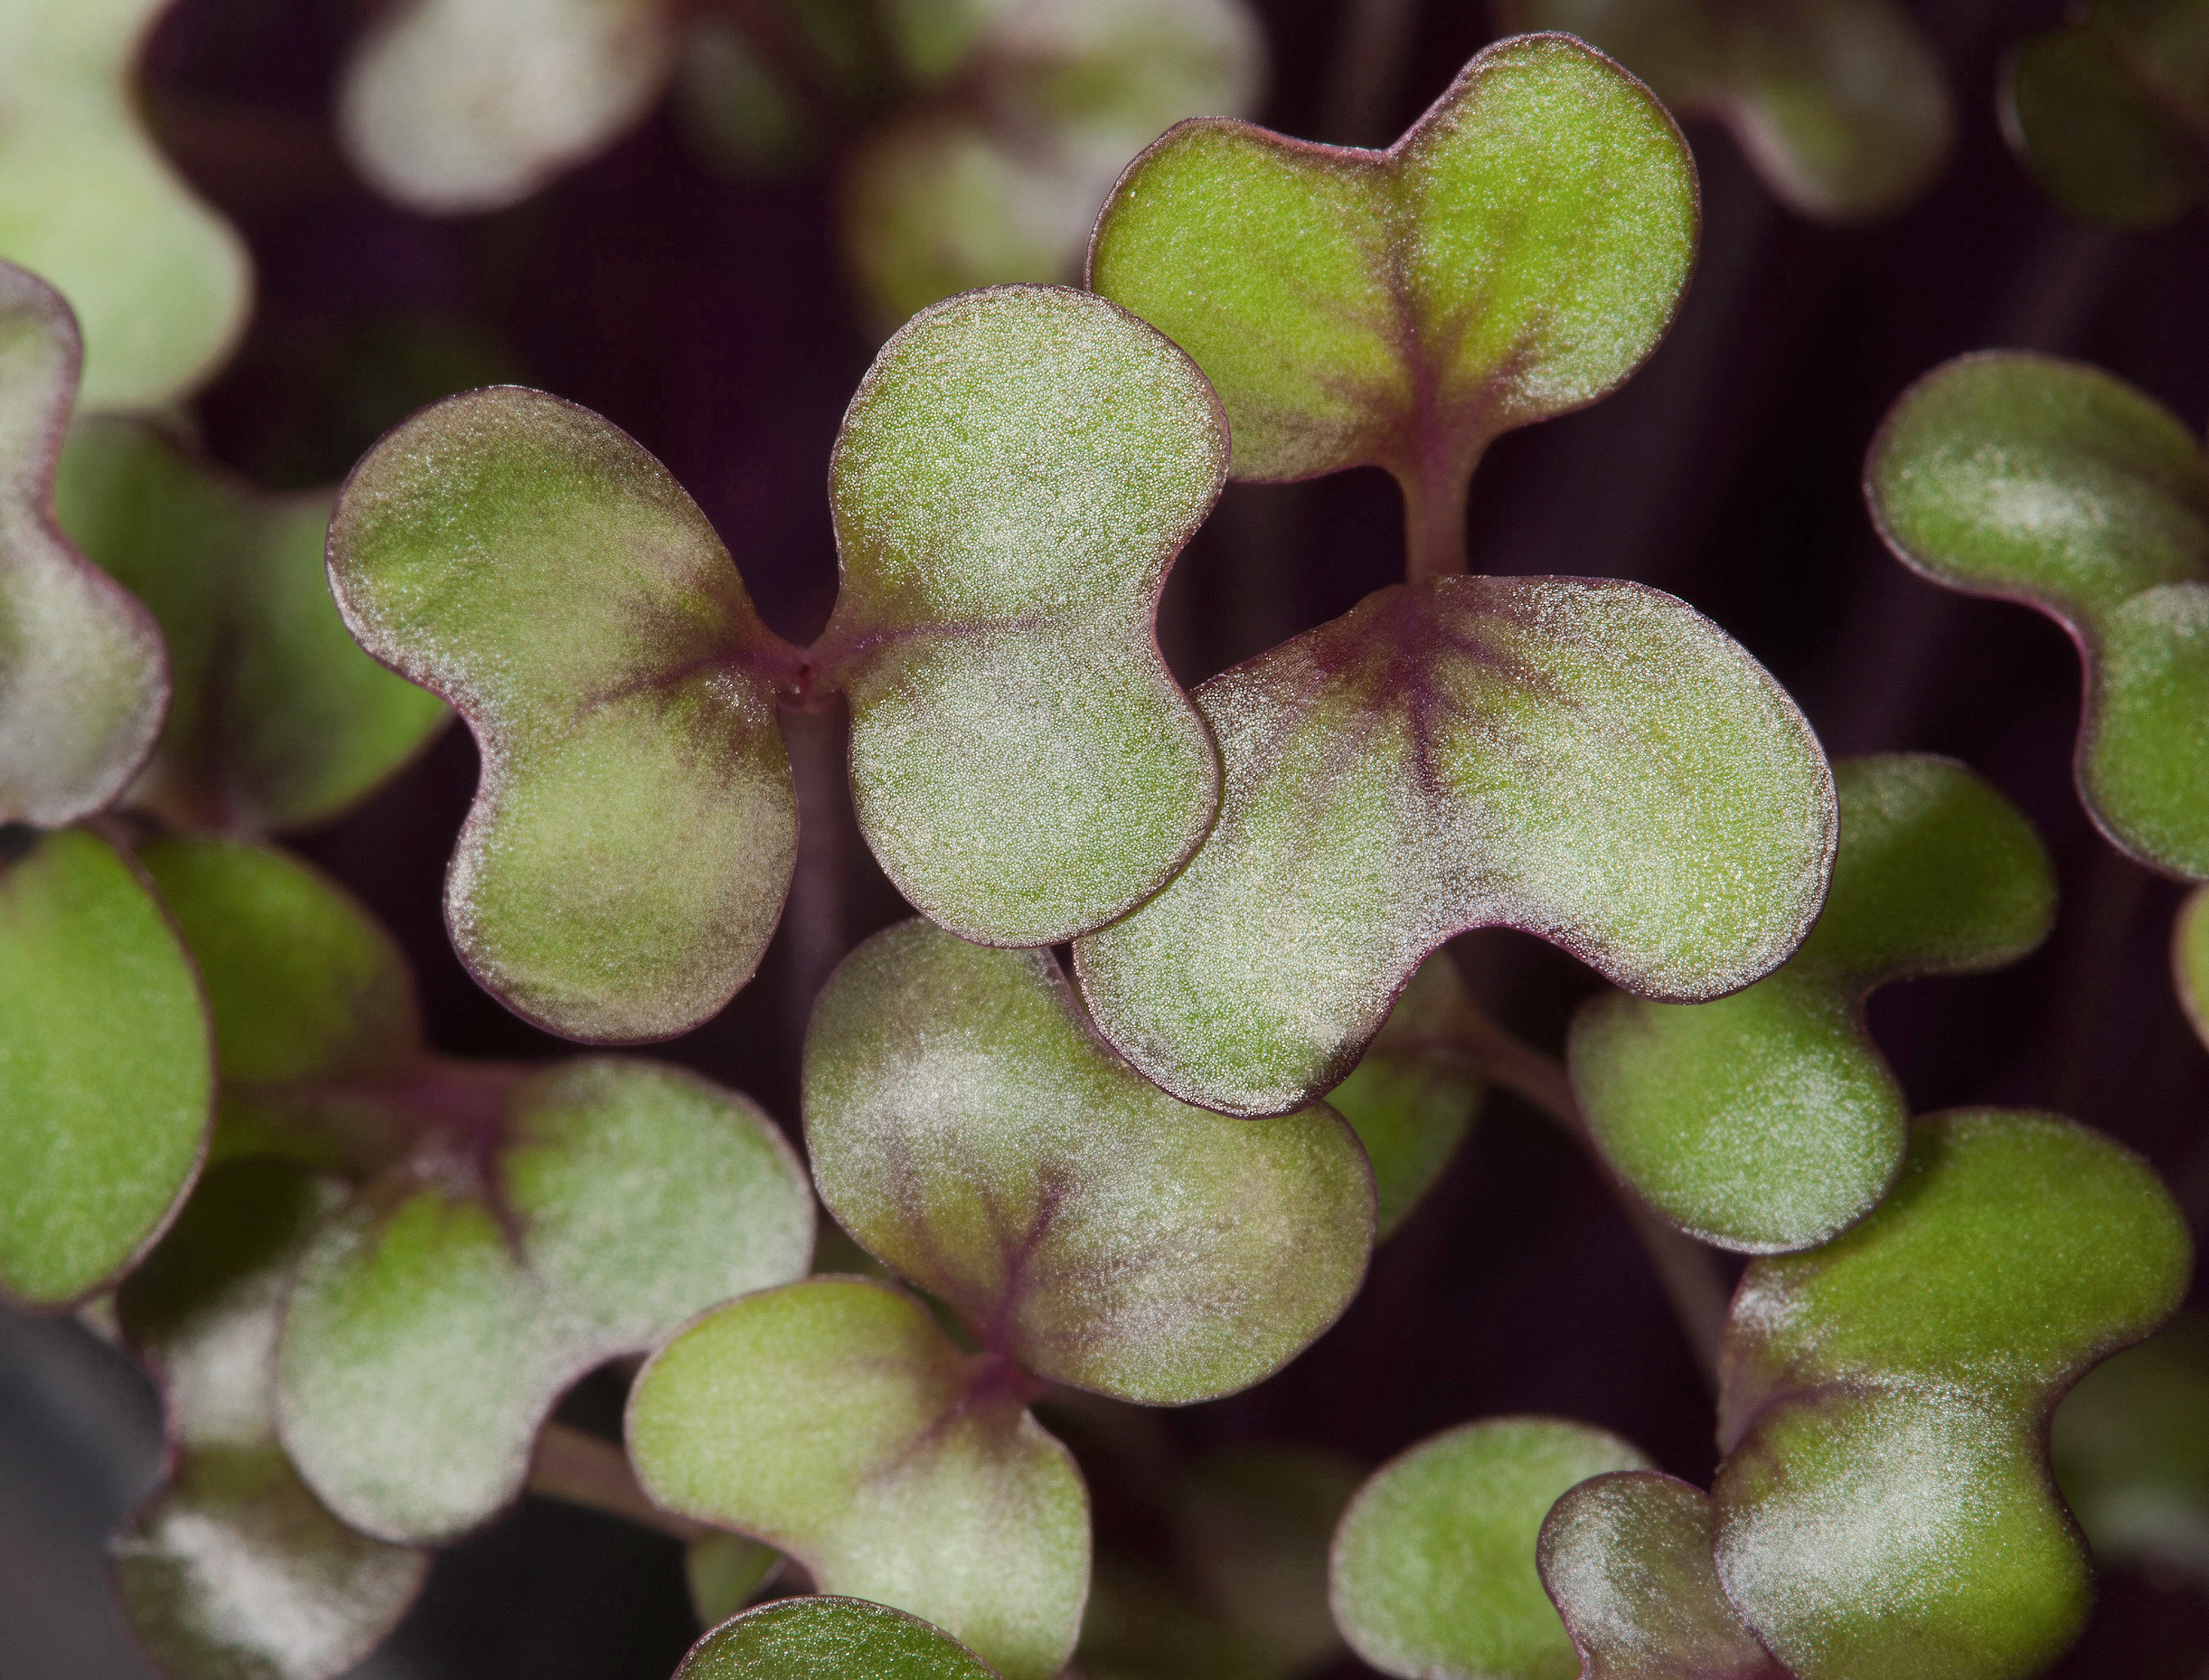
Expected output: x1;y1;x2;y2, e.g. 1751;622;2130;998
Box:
676;1595;1003;1679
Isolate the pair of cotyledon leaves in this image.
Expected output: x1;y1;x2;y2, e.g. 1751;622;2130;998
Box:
332;36;1838;1137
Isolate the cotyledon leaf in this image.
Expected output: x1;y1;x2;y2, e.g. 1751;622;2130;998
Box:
0;826;209;1308
2051;1312;2209;1581
54;418;449;832
1867;353;2209;880
113;1161;428;1680
1087;33;1697;578
1711;1109;2192;1680
277;1058;814;1543
1329;1416;1655;1680
2175;885;2208;1049
0;1;250;409
630;1275;1089;1680
0;263;166;828
1568;755;2054;1254
1498;0;1952;221
1075;577;1836;1118
673;1595;1003;1680
803;919;1374;1404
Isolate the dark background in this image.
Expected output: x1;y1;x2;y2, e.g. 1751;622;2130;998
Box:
6;0;2208;1673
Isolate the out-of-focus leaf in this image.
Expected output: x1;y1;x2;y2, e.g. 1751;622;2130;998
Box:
1088;34;1694;577
1868;353;2209;881
817;285;1224;946
1075;577;1835;1118
631;1275;1087;1680
0;264;165;827
675;16;818;179
1329;1417;1654;1680
277;1058;814;1543
1077;1558;1284;1680
804;919;1374;1404
0;3;250;408
1569;755;2054;1253
1712;1109;2192;1680
2177;886;2209;1049
1176;1445;1361;1673
1500;0;1951;220
1536;1471;1787;1679
686;1532;783;1628
326;386;801;1042
2051;1313;2209;1580
0;827;209;1308
337;0;680;214
674;1594;1004;1679
54;417;449;831
113;1161;428;1680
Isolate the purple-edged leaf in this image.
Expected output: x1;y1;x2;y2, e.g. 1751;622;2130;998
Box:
277;1058;813;1543
2051;1313;2209;1580
675;1594;1004;1679
818;285;1225;946
1076;577;1835;1118
327;386;800;1042
114;1161;428;1680
631;1275;1088;1680
2176;887;2209;1050
0;827;209;1308
0;263;165;827
1867;353;2209;880
1537;1471;1787;1680
1568;755;2054;1253
804;919;1374;1404
1087;34;1695;577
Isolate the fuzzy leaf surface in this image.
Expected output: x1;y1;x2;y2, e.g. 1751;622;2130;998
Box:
805;919;1374;1403
327;385;799;1041
1868;353;2209;879
277;1058;813;1543
2051;1313;2209;1579
0;827;209;1307
631;1275;1087;1680
2177;886;2209;1049
1076;577;1834;1116
675;1595;1003;1680
1568;755;2053;1252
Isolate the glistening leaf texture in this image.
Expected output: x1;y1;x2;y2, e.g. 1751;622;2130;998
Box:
674;1596;1002;1680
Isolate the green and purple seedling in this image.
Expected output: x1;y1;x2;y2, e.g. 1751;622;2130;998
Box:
674;1594;1002;1680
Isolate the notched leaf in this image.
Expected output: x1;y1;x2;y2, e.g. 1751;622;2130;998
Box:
674;1594;1003;1679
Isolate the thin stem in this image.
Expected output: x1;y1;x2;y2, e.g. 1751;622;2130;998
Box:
529;1421;713;1543
1320;0;1425;147
1397;460;1471;586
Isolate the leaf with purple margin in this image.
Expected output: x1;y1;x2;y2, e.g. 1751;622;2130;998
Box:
0;263;165;828
1076;577;1835;1118
2175;886;2209;1050
113;1160;428;1680
673;1594;1003;1680
277;1058;814;1543
804;919;1374;1404
1867;353;2209;880
630;1274;1087;1680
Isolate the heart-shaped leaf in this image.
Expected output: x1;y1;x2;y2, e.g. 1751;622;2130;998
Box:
1536;1471;1787;1679
53;418;449;832
2050;1313;2209;1580
1087;33;1696;579
630;1274;1088;1680
1568;754;2054;1253
0;6;250;408
277;1058;814;1543
674;1594;1002;1679
0;826;209;1307
1712;1109;2192;1680
1497;0;1952;220
2175;886;2208;1049
113;1160;429;1680
1329;1416;1655;1680
0;264;166;829
1075;577;1835;1117
804;919;1374;1404
1867;353;2209;880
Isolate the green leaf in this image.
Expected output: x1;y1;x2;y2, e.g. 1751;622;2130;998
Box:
1329;1417;1655;1680
0;264;166;828
2175;886;2209;1049
674;1595;1002;1679
1075;577;1835;1117
2051;1313;2209;1580
1536;1471;1785;1680
1568;754;2054;1252
114;1161;428;1680
0;826;209;1307
804;919;1374;1404
1867;352;2209;880
277;1058;814;1542
1087;33;1695;576
630;1275;1088;1680
1499;0;1951;220
1711;1109;2192;1680
0;5;250;408
818;285;1226;946
53;418;449;831
686;1532;784;1629
326;386;801;1042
